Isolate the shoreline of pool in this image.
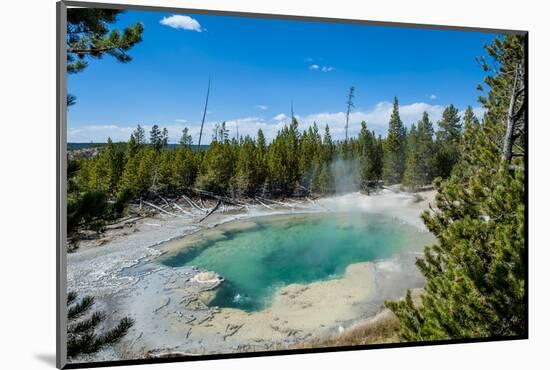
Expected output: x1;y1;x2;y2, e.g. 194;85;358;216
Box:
66;190;435;363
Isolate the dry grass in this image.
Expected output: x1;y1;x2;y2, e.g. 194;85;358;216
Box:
286;289;425;350
286;308;400;349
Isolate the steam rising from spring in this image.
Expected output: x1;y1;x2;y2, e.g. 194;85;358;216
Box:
330;159;361;194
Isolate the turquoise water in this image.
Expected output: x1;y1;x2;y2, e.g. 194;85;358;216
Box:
161;213;432;311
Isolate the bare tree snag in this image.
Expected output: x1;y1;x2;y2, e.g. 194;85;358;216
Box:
502;64;525;163
345;86;355;143
199;200;222;223
198;77;211;148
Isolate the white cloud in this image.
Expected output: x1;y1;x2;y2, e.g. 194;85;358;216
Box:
472;107;486;119
175;119;187;123
68;125;135;143
273;113;288;122
309;64;335;72
160;15;203;32
428;94;437;100
298;101;447;137
256;105;269;111
459;106;486;121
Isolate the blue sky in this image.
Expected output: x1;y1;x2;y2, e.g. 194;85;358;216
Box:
67;9;501;143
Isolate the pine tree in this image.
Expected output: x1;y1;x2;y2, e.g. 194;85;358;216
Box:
157;150;174;193
403;112;435;189
358;121;377;188
66;9;143;74
374;135;384;182
172;145;197;190
313;163;333;194
161;128;169;149
117;147;141;202
133;125;146;146
196;141;235;193
67;292;134;359
266;120;301;195
104;138;124;194
453;106;481;181
386;34;526;341
434;104;462;178
136;147;156;195
149;124;162;152
179;127;193;147
220;122;229;143
402;124;421;189
323;124;334;162
126;133;139;159
256;129;268;190
235;136;260;194
299;122;323;191
382;97;407;184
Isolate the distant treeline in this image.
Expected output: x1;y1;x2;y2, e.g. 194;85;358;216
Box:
68;142;210;152
67;100;477;237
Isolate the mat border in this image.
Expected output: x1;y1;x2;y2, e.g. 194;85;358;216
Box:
56;1;529;369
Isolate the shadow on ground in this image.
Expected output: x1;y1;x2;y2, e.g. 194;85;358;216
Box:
34;353;56;367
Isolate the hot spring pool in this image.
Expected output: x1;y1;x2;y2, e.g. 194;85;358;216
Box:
160;213;433;311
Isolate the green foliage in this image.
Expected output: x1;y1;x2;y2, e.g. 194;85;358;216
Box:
133;125;146;146
196;141;236;193
179;127;193;147
434;105;462;178
67;141;127;238
357;121;379;188
172;147;198;190
266;119;301;195
67;292;134;359
386;34;526;341
299;122;324;191
234;136;261;195
403;112;436;189
149;124;165;152
383;97;407;184
66;9;143;74
452;106;481;181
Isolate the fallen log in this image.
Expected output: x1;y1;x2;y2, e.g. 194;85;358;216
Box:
255;197;274;210
193;188;246;206
199;200;222;223
181;194;207;213
256;196;296;208
152;298;171;314
172;202;194;216
142;201;181;217
199;198;207;209
223;324;244;341
158;195;171;208
105;215;145;230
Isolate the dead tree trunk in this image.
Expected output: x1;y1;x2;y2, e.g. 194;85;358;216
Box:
198;77;211;148
345;86;355;143
502;64;525;164
502;66;519;163
199;200;222;223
